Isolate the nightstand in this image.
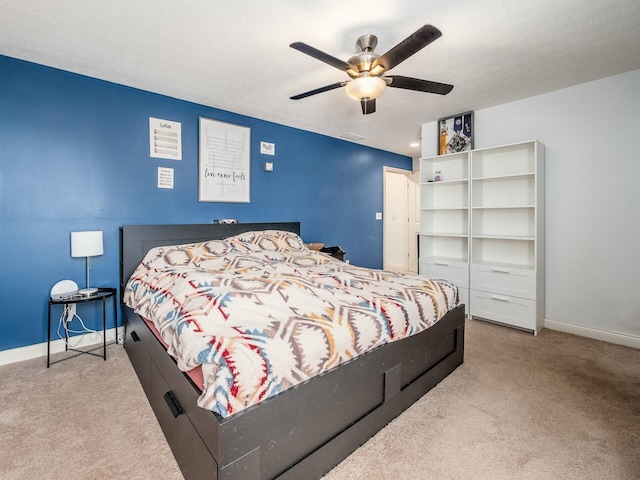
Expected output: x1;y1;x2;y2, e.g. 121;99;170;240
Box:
321;246;346;261
47;287;117;368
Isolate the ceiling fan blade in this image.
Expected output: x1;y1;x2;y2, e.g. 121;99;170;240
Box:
360;98;376;115
373;25;442;72
290;82;345;100
386;75;453;95
290;42;355;72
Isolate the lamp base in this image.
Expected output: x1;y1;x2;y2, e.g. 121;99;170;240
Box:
78;287;98;297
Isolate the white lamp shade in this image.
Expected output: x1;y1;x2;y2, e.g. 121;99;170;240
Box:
71;231;104;258
345;76;386;101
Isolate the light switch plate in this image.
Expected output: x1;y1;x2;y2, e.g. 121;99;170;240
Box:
264;161;274;172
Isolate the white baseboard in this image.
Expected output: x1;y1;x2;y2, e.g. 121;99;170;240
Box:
3;321;636;366
0;327;124;366
544;319;640;349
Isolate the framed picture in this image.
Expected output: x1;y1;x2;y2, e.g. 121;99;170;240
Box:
198;117;251;203
438;111;473;155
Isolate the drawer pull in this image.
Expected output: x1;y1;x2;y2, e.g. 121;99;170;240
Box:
163;391;184;418
434;261;450;266
130;331;141;342
491;294;510;302
491;267;510;273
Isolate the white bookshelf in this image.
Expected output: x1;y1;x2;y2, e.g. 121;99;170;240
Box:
420;140;544;333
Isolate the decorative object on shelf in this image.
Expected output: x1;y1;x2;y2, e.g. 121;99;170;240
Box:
70;230;103;296
306;242;324;251
438;111;473;155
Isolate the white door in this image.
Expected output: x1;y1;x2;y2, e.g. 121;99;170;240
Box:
383;168;417;272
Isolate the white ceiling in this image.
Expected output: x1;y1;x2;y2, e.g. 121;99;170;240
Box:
2;0;639;158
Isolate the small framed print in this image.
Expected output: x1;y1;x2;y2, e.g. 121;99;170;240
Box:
438;111;473;155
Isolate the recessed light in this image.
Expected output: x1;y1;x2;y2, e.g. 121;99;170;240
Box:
410;142;420;148
340;133;365;141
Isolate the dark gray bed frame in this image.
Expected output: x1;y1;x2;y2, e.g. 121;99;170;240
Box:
119;222;465;480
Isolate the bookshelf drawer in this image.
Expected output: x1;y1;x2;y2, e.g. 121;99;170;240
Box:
420;258;469;288
469;290;536;331
470;264;536;300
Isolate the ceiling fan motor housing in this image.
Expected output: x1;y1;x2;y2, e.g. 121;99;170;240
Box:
350;34;380;74
356;34;378;52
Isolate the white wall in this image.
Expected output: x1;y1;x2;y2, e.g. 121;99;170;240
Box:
422;69;640;341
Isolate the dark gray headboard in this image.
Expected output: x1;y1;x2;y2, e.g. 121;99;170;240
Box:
119;222;301;303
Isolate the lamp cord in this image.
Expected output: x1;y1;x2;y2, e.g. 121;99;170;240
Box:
57;304;101;348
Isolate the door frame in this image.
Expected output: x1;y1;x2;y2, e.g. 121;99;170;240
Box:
383;166;419;272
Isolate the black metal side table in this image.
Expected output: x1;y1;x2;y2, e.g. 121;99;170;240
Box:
47;287;117;368
320;246;346;261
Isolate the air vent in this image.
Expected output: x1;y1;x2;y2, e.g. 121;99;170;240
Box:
339;133;365;141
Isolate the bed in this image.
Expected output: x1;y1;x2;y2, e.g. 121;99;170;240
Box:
120;222;465;480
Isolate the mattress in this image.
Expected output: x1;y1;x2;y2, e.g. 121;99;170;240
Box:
124;230;459;418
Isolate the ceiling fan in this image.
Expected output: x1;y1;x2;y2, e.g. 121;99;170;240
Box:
289;24;454;115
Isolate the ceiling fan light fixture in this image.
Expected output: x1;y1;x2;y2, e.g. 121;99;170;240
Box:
345;76;386;101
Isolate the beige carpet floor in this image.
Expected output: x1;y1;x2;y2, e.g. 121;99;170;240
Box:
1;318;638;480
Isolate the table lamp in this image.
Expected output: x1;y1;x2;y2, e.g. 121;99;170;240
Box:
71;230;103;296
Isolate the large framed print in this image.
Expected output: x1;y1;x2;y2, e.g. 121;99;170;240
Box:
199;117;250;203
438;111;473;155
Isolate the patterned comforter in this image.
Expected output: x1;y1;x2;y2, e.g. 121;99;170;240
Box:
124;230;459;418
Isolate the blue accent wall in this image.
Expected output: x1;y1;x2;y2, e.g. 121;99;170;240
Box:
0;55;411;352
